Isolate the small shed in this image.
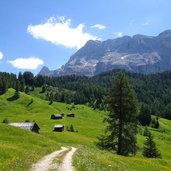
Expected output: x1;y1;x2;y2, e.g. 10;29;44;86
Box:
9;122;40;133
51;114;63;120
53;124;64;132
67;113;75;117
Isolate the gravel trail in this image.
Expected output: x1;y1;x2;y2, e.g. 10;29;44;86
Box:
31;146;77;171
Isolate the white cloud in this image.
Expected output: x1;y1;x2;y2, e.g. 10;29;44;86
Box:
7;57;44;70
114;32;123;38
0;51;3;60
141;22;150;26
91;24;106;30
27;16;100;49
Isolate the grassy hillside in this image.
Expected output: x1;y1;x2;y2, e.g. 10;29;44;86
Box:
0;123;59;171
0;88;171;170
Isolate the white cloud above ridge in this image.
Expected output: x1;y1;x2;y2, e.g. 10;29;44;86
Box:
114;32;123;38
27;16;100;49
141;22;150;26
91;24;106;30
0;51;3;60
7;57;44;70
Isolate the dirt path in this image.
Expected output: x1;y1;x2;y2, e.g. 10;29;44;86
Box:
31;147;77;171
58;147;77;171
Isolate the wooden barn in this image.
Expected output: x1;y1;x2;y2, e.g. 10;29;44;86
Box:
67;113;75;117
51;114;63;120
53;125;64;132
9;122;40;133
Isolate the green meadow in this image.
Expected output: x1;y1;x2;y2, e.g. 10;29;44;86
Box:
0;88;171;171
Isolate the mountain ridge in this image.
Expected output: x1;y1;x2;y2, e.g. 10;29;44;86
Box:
39;30;171;77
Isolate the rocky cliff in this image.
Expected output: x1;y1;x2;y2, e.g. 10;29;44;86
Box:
39;30;171;76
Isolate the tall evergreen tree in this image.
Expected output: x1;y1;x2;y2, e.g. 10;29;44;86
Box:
40;84;46;93
23;71;34;86
15;80;20;98
143;131;161;158
138;103;151;126
25;85;30;94
0;75;8;94
18;72;25;92
153;117;160;129
97;72;139;156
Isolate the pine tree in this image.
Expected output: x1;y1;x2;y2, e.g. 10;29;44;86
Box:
139;103;151;126
48;92;53;105
14;80;20;99
143;126;150;136
40;84;46;93
25;85;30;94
97;71;139;156
31;84;35;91
70;124;74;132
143;131;161;158
153;117;160;129
0;75;8;94
151;117;160;129
20;78;25;92
18;72;25;92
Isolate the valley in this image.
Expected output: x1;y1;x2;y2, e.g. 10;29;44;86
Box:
1;1;171;171
0;87;171;171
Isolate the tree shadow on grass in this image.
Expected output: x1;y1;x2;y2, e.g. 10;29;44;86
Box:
7;95;19;101
26;99;34;107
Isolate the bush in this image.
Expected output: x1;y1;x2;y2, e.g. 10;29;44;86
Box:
2;118;9;124
67;124;78;132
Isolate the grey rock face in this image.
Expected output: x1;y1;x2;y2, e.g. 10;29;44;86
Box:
38;66;52;76
39;30;171;76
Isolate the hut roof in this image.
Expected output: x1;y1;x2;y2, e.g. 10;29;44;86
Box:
52;114;62;117
9;122;40;131
54;124;64;128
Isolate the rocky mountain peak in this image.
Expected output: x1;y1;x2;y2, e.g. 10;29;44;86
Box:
39;30;171;77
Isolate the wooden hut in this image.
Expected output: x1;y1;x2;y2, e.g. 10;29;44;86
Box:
53;124;64;132
51;114;63;119
9;122;40;133
67;113;75;117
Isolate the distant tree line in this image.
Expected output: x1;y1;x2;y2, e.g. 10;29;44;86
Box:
1;69;171;120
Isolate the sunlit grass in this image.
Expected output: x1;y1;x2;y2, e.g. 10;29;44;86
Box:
0;88;171;170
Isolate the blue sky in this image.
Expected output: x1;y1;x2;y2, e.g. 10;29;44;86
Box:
0;0;171;75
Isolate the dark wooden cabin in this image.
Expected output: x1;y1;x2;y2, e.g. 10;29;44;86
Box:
67;113;75;117
53;124;64;132
9;122;40;133
51;114;63;119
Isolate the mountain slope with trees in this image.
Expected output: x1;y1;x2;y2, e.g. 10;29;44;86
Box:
2;69;171;121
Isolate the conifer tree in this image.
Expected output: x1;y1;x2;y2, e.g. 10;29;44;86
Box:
151;117;160;129
153;118;160;129
139;103;151;126
0;75;8;94
14;80;20;99
143;126;150;136
20;78;25;92
25;85;30;94
97;71;139;156
143;131;161;158
70;124;74;132
40;84;46;93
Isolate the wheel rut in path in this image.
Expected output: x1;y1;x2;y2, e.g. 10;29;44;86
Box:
31;146;77;171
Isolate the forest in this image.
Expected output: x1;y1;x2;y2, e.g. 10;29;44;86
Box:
1;69;171;121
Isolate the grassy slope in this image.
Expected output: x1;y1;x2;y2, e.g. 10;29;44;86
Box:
0;88;171;171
